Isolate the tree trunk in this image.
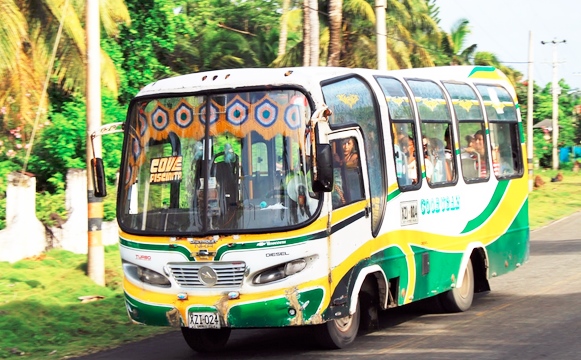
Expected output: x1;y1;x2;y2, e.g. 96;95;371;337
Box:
303;0;310;66
327;0;343;66
309;0;319;66
277;0;290;57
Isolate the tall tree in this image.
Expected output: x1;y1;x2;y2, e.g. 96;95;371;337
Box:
327;0;343;66
278;0;291;57
308;0;319;66
0;0;129;159
302;0;311;66
441;19;477;65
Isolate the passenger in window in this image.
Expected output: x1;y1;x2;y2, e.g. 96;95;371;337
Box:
471;130;488;178
422;136;434;183
444;126;454;162
443;126;456;181
428;137;452;182
492;144;515;176
407;136;418;184
395;135;409;185
491;145;501;176
398;132;410;158
463;135;474;152
341;138;359;168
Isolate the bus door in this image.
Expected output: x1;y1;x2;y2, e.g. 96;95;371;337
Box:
327;130;372;277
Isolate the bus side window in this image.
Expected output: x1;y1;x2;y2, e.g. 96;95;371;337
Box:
442;81;488;183
476;84;523;179
331;137;364;208
406;79;456;186
393;125;421;188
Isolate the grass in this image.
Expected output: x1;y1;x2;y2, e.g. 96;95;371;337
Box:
1;169;580;359
0;248;171;359
527;169;581;229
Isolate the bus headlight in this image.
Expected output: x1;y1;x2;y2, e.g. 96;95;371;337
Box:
123;262;171;287
253;259;307;285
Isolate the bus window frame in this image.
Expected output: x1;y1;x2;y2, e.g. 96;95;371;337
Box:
321;74;387;238
441;80;490;184
404;78;458;188
374;76;422;192
473;83;524;180
328;129;369;209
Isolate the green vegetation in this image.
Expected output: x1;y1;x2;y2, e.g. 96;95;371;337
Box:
0;170;580;359
0;247;172;359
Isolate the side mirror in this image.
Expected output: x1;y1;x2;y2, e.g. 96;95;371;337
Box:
311;123;333;192
91;158;107;197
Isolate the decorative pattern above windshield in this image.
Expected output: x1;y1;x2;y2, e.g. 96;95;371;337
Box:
118;90;318;235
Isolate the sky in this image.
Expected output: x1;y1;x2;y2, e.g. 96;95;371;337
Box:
436;0;581;91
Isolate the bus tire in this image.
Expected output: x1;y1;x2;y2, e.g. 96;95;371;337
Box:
180;327;231;353
439;259;474;312
313;299;360;349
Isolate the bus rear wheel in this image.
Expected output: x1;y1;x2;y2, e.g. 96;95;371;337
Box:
313;300;360;349
438;259;474;312
181;327;231;353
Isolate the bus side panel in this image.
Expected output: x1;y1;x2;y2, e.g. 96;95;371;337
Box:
227;287;325;327
322;244;411;319
411;246;463;301
485;199;530;277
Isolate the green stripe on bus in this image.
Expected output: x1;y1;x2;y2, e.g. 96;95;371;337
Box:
387;188;400;202
215;231;326;259
467;66;496;77
124;292;175;326
461;180;510;234
120;238;194;260
216;211;365;259
227;288;324;327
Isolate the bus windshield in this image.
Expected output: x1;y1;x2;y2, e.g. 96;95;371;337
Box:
118;89;318;235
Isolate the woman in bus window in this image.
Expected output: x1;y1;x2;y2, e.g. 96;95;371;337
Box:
341;138;359;168
407;136;418;184
472;130;489;178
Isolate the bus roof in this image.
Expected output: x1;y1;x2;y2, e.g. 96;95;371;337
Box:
135;66;512;98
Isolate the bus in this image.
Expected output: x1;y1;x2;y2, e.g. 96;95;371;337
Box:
92;65;530;352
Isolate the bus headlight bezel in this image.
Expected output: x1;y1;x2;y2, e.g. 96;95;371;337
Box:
123;261;171;287
253;258;308;285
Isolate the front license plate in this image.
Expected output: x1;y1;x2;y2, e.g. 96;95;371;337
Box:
188;312;220;329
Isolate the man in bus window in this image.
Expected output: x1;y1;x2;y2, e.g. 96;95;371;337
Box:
472;130;488;178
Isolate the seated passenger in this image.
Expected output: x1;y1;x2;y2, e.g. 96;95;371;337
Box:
407;136;418;184
335;138;359;168
427;137;452;183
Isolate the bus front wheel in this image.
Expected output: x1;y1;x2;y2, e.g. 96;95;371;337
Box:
313;300;360;349
439;259;474;312
181;327;231;353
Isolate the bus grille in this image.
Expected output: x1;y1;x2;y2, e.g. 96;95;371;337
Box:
167;262;246;287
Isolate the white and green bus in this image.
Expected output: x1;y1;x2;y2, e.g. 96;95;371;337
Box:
93;65;529;351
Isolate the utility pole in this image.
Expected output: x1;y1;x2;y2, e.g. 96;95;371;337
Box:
86;0;105;285
527;31;534;192
541;38;566;170
375;0;387;70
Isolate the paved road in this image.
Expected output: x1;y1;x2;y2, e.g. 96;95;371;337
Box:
75;212;581;360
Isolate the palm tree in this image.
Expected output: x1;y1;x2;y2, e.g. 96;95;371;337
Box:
278;0;291;58
302;0;311;66
0;0;130;130
385;0;440;69
441;19;477;65
308;0;319;66
327;0;343;66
